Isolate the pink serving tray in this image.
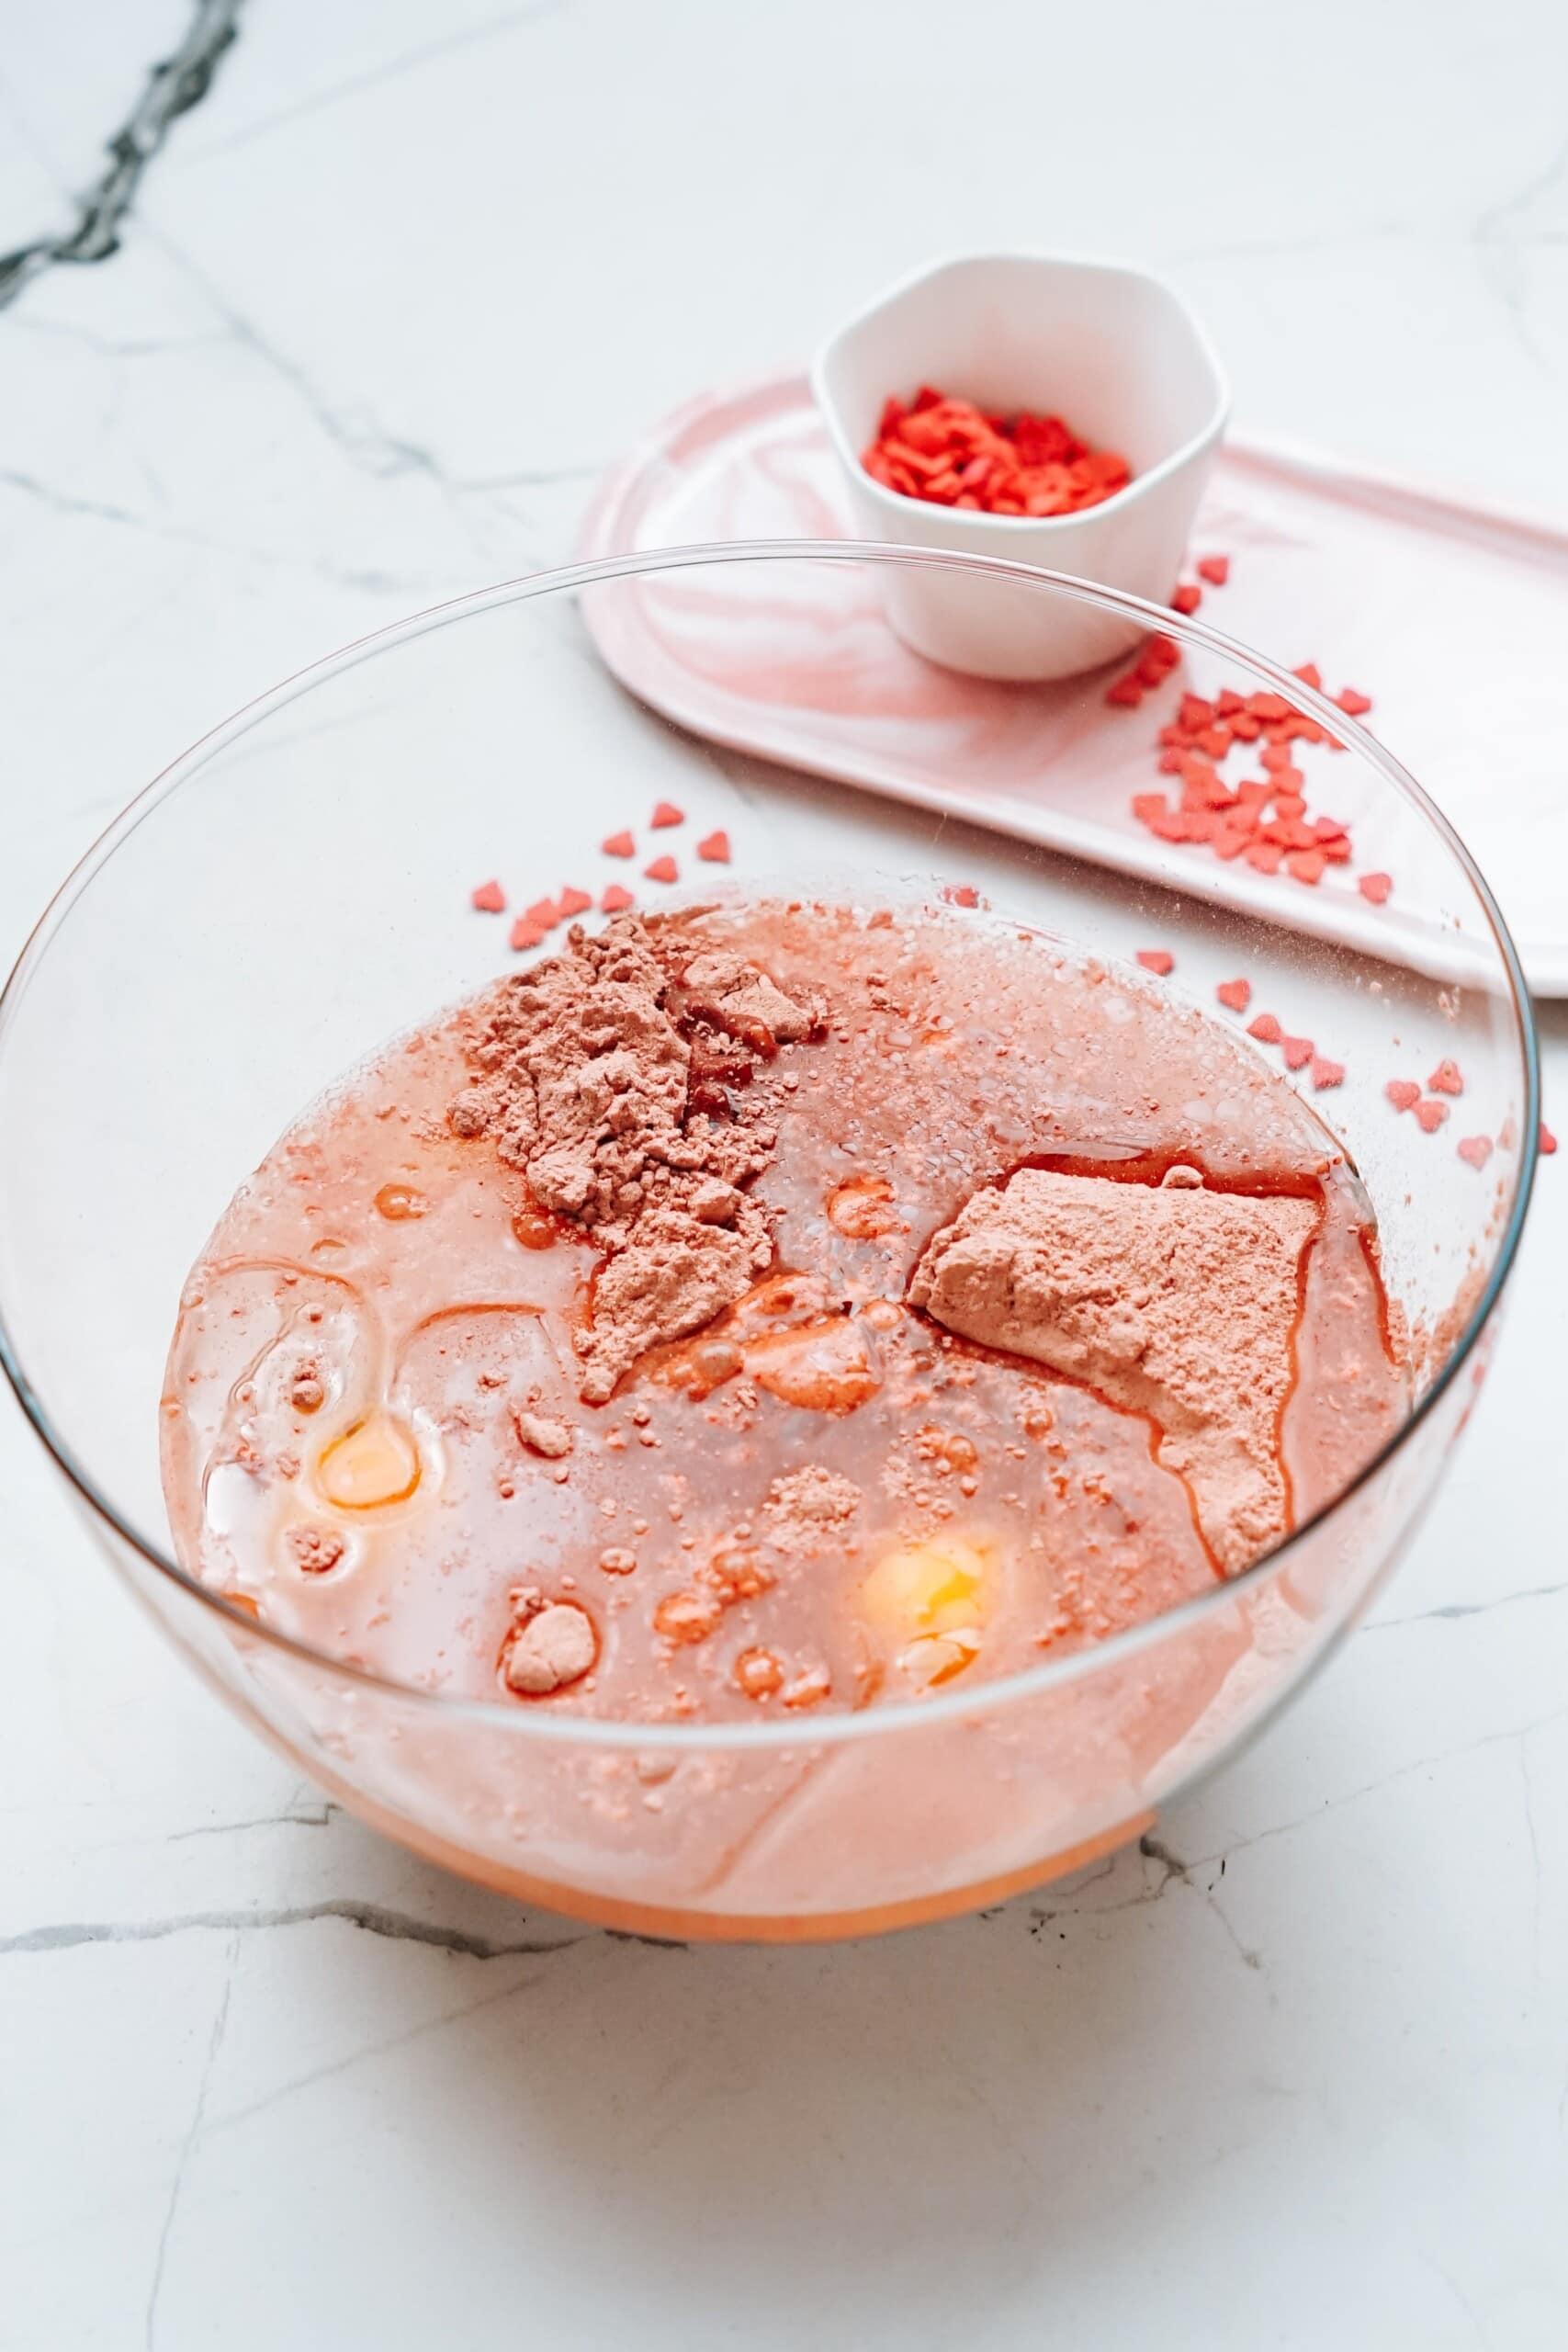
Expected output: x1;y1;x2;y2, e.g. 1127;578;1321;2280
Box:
580;375;1568;993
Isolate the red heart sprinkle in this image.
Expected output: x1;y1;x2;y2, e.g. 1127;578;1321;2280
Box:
1358;872;1393;905
1170;583;1201;616
470;879;505;913
644;855;678;883
1216;978;1252;1012
696;830;731;864
1427;1058;1464;1097
1280;1035;1314;1070
601;884;635;913
1414;1099;1449;1134
1457;1135;1493;1170
1540;1123;1558;1156
944;884;981;909
1135;948;1175;976
1196;554;1230;586
525;896;559;929
601;830;636;858
556;887;592;918
508;918;546;951
1247;1012;1283;1045
1310;1056;1345;1091
650;801;684;829
1385;1080;1421;1113
1336;687;1372;717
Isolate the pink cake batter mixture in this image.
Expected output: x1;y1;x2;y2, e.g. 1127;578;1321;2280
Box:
161;900;1406;1727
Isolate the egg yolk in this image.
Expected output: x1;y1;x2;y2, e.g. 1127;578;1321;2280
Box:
859;1533;997;1685
315;1411;422;1510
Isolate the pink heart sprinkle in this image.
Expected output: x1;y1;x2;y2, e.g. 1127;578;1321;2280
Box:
1281;1035;1314;1070
1358;872;1393;905
1414;1099;1450;1134
1247;1012;1283;1045
1216;978;1252;1012
470;879;505;914
1457;1135;1493;1170
1427;1058;1464;1097
1310;1057;1345;1091
1384;1080;1421;1113
1135;948;1175;976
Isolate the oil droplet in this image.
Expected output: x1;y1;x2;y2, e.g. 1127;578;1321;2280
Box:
512;1207;558;1250
707;1546;771;1600
654;1589;723;1645
734;1646;783;1700
375;1183;428;1221
316;1412;422;1510
221;1589;261;1620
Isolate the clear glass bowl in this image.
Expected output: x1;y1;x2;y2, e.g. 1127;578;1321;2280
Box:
0;545;1540;1941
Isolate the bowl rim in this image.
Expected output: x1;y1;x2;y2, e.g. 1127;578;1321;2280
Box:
811;248;1233;532
0;537;1540;1752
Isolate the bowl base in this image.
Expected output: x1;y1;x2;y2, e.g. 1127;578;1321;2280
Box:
309;1755;1155;1943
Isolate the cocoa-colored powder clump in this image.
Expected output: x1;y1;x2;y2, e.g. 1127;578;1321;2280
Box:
448;916;824;1401
911;1167;1319;1572
762;1465;863;1554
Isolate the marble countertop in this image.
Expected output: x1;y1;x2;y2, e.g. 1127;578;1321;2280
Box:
3;5;1566;2345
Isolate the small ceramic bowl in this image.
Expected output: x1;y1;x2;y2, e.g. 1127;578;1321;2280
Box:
812;252;1230;681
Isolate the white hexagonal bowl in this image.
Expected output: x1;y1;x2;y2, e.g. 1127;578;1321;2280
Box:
812;252;1230;681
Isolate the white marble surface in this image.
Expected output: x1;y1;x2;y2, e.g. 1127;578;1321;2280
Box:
3;4;1567;2345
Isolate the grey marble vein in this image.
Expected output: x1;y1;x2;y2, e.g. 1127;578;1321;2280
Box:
1137;1835;1263;1974
0;0;243;312
1472;126;1568;372
1366;1575;1568;1630
1026;1836;1264;1976
0;1898;587;1961
0;462;449;596
185;1;568;164
165;1804;338;1841
1189;1698;1568;1873
205;1968;553;2143
144;1931;237;2351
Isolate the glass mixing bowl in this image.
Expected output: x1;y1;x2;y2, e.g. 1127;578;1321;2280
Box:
0;545;1540;1940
